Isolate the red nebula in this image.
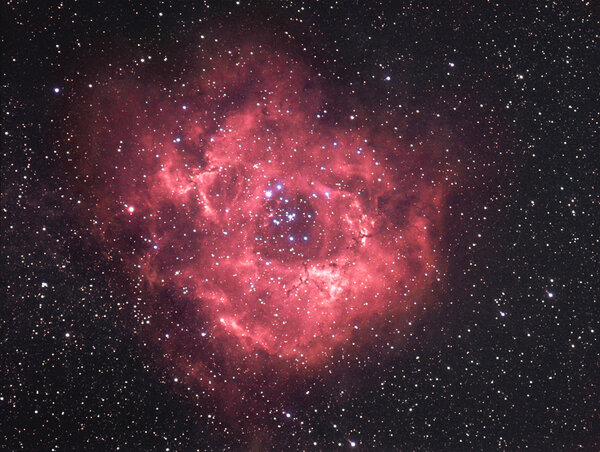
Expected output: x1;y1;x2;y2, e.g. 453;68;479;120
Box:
71;38;445;404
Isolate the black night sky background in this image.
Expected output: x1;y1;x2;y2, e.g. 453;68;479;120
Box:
2;1;599;451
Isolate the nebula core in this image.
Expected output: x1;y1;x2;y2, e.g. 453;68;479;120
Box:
73;39;445;403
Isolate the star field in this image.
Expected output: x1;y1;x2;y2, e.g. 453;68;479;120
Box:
2;1;599;450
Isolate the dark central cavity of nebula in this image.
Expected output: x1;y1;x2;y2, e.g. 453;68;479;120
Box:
72;37;446;405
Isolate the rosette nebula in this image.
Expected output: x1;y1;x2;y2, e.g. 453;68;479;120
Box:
73;40;445;403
